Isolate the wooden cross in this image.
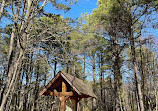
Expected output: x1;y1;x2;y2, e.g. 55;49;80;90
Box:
49;81;73;111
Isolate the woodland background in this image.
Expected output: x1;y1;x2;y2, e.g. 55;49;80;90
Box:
0;0;158;111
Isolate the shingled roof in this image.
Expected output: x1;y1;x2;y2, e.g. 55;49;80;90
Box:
40;71;97;98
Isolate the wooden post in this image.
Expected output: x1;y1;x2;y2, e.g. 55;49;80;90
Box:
60;96;66;111
75;99;78;111
60;81;67;111
62;81;66;92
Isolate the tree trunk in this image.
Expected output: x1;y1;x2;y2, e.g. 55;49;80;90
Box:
0;2;23;110
100;54;103;101
113;52;121;111
139;43;146;110
84;54;86;74
0;49;24;111
0;0;6;20
112;37;122;111
128;16;144;111
54;58;57;77
92;53;96;111
33;62;40;111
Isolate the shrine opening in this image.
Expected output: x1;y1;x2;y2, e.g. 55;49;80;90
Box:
39;71;97;111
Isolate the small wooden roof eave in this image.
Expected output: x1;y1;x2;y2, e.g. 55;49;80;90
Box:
39;71;97;99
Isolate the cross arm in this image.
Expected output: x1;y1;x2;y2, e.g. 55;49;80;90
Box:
49;90;73;97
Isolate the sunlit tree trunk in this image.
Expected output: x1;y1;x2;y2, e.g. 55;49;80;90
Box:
0;0;6;20
128;15;144;111
92;53;96;111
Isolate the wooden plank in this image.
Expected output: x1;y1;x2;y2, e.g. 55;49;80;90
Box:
56;92;73;97
49;91;73;97
62;81;66;92
60;96;65;111
60;81;69;111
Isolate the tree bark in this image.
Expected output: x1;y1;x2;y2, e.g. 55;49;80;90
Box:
128;16;144;111
92;53;96;111
100;54;103;101
113;49;121;111
0;0;6;21
0;48;23;111
54;58;57;77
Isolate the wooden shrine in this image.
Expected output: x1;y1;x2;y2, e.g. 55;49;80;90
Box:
39;71;97;111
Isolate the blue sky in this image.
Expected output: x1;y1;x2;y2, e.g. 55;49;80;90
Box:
64;0;98;19
44;0;98;19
